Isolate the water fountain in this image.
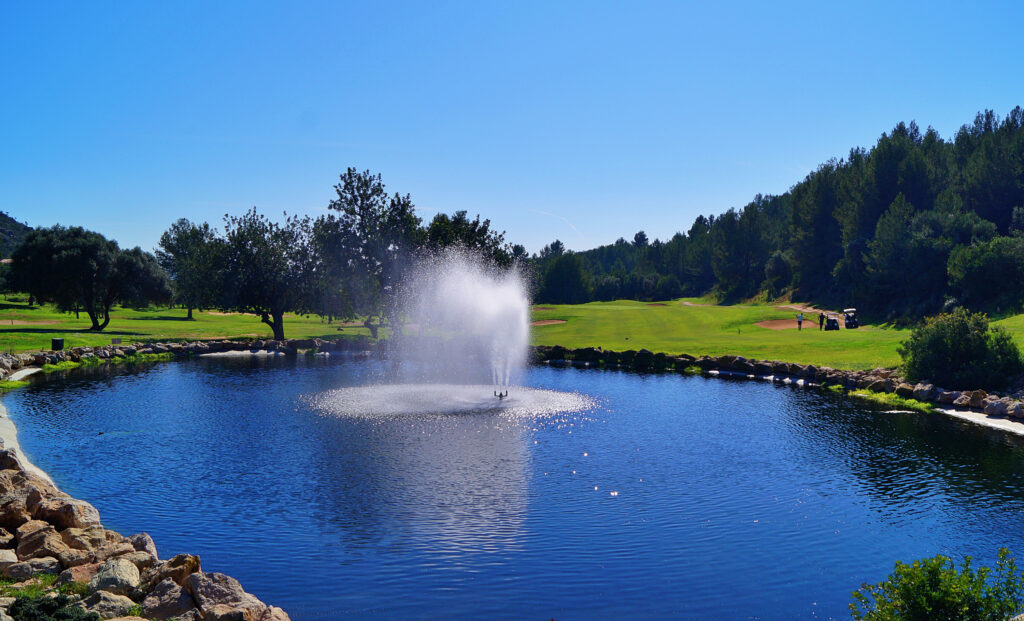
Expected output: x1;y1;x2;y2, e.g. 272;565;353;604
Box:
309;249;593;418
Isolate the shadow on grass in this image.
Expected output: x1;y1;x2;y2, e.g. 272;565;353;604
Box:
131;316;195;322
0;327;147;336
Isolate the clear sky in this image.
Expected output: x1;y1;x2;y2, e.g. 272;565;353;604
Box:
2;1;1023;254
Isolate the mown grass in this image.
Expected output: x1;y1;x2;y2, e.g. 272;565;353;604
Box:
530;299;909;370
0;298;376;354
0;380;30;392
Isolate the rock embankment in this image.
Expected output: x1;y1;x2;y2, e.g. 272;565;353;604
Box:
0;444;289;620
0;336;377;381
532;345;1024;421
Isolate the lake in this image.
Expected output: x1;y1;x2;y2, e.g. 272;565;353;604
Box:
6;356;1024;619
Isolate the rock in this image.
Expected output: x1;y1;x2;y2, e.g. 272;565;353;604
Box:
168;611;202;621
1010;402;1024;419
105;530;125;543
969;390;988;409
867;379;890;393
0;470;59;530
123;550;157;570
61;525;108;551
15;520;70;561
937;390;960;404
58;547;94;568
257;607;290;621
93;542;136;564
953;394;973;407
55;562;100;586
0;528;13;547
88;558;141;596
127;533;158;559
143;579;197;620
84;590;138;619
912;383;937;402
632;349;654;370
0;549;16;571
185;572;264;618
984;399;1010;416
142;554;201;588
895;383;915;397
4;556;60;580
29;492;101;529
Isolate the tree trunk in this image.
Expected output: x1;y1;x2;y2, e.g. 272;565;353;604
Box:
187;306;194;320
87;309;102;331
363;317;378;339
261;312;285;341
28;295;34;307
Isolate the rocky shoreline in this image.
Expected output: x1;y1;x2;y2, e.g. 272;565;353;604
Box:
531;344;1024;427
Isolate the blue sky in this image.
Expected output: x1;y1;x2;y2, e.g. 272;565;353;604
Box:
2;1;1023;253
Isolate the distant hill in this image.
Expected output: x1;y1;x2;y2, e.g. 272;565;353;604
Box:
0;212;32;258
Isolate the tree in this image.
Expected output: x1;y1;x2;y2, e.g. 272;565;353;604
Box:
9;226;170;331
156;219;223;320
423;210;513;267
322;168;422;336
221;209;321;341
538;253;590;304
948;236;1024;312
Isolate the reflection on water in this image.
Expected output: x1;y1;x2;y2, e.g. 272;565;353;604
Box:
7;359;1024;619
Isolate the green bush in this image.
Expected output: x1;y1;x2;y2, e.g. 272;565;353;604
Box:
898;308;1023;389
8;593;100;620
851;549;1024;620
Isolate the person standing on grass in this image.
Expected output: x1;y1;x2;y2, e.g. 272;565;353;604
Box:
819;312;826;331
797;312;803;330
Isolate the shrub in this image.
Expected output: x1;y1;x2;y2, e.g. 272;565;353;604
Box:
851;549;1024;620
8;593;100;620
898;308;1023;389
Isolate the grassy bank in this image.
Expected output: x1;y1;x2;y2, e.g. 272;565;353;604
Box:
0;298;375;353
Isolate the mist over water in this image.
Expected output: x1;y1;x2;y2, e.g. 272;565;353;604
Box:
388;249;530;388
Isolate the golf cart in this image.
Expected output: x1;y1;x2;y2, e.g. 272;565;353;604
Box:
844;308;859;329
824;313;840;331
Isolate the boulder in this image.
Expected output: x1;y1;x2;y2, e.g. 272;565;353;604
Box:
1010;402;1024;419
937;390;960;404
895;383;915;397
0;470;59;530
257;607;291;621
29;492;101;530
93;542;136;564
633;349;654;369
143;578;197;620
0;549;16;571
185;572;264;618
142;554;201;588
123;550;157;571
730;357;754;374
4;556;60;580
58;547;94;568
62;525;109;551
753;362;772;376
953;394;973;407
985;399;1010;417
0;528;13;548
55;562;101;586
127;532;158;559
88;558;141;596
912;383;937;402
15;520;70;561
969;390;988;409
84;590;138;619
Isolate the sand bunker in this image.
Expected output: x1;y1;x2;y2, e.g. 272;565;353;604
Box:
531;319;566;326
2;320;61;326
756;319;801;330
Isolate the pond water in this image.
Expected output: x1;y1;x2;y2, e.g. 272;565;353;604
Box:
7;357;1024;620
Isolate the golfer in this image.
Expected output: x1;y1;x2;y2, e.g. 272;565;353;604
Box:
797;312;803;330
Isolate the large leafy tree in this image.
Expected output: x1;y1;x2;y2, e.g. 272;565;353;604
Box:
221;209;321;341
319;168;422;336
423;210;514;267
156;219;223;320
10;225;170;331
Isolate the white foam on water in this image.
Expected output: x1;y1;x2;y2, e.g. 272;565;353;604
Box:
307;383;595;418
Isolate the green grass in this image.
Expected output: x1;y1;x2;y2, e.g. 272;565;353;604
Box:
41;360;81;373
847;389;937;414
531;299;908;369
531;298;1024;370
0;298;377;354
0;380;30;392
1;573;57;597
